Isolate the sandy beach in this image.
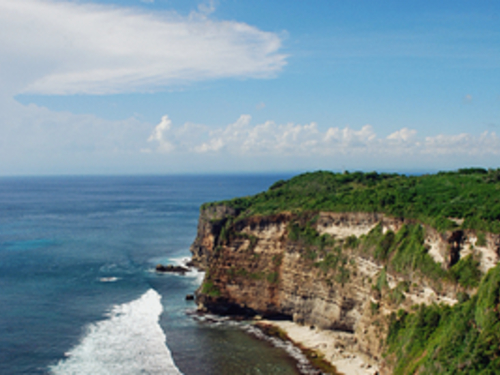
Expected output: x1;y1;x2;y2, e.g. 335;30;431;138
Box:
258;320;379;375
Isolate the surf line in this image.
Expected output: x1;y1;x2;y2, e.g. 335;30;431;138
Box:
49;289;182;375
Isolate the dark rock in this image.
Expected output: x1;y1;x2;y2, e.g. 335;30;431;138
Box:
447;230;464;268
155;264;189;274
185;294;195;300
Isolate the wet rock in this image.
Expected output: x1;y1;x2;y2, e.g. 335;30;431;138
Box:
155;264;189;274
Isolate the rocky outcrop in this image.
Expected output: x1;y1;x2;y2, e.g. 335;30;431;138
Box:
155;264;189;274
190;205;500;372
190;204;240;270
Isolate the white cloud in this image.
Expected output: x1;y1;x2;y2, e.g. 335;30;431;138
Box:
424;131;500;155
1;102;498;175
147;115;500;159
148;115;377;155
324;125;376;148
197;0;217;15
387;127;417;142
148;115;176;152
0;0;286;95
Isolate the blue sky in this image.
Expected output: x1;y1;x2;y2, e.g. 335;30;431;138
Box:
0;0;499;175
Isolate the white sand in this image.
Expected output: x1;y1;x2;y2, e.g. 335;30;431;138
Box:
258;320;379;375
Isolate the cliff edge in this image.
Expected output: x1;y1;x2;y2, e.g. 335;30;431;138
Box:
190;170;500;374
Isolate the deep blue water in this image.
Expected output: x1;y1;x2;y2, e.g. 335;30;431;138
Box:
0;175;301;374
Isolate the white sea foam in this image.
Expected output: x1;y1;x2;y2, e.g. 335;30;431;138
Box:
99;277;119;283
169;256;191;267
169;256;205;286
243;325;320;375
49;289;182;375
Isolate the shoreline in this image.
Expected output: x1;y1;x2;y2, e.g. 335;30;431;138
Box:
256;320;379;375
186;255;379;374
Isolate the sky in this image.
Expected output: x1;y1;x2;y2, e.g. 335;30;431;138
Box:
0;0;499;175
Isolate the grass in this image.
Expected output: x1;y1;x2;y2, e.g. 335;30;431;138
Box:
199;168;498;373
206;168;500;233
385;263;500;374
449;254;482;288
201;281;221;297
289;218;476;288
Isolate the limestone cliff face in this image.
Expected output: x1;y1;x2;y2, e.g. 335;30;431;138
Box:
190;205;500;369
190;204;240;270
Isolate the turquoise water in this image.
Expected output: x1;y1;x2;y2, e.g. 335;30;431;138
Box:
0;175;303;374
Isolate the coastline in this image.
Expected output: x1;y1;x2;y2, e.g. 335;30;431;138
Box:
187;251;381;375
256;320;379;375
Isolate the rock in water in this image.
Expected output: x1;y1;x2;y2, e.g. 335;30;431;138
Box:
155;264;189;274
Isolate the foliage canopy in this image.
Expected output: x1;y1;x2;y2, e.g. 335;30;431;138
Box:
203;168;500;233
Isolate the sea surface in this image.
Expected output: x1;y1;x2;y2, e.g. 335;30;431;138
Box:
0;174;304;375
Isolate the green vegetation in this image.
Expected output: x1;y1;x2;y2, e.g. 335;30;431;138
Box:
201;280;221;297
199;168;500;373
477;232;487;247
266;271;279;284
227;266;280;284
388;282;410;306
205;168;500;233
449;254;482;288
375;267;389;292
290;218;478;289
312;246;350;285
370;301;380;315
386;263;500;374
233;232;259;252
288;218;322;246
378;224;446;282
217;220;259;251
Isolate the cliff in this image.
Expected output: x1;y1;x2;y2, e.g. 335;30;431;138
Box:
190;170;500;373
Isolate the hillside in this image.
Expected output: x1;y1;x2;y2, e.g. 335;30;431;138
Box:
191;169;500;374
203;168;500;233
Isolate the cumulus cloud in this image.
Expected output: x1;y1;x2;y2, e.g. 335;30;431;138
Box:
147;114;500;158
2;101;498;175
387;127;417;142
0;0;286;95
148;115;176;152
424;131;500;155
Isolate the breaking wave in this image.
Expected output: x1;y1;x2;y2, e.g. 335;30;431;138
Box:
49;289;182;375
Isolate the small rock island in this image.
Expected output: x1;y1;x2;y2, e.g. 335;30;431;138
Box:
155;264;189;274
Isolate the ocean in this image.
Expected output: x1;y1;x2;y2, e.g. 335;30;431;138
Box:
0;174;304;375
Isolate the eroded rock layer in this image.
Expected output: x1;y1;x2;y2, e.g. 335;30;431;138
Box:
190;205;500;371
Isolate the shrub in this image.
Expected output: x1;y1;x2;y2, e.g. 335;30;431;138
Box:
449;254;482;288
201;281;221;297
476;232;487;247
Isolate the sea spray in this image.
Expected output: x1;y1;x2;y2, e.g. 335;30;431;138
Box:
169;256;205;286
49;289;182;375
243;325;321;375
